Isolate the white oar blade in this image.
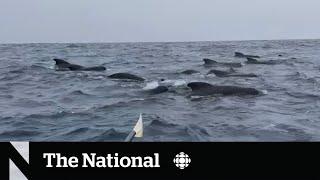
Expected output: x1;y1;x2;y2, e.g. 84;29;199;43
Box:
133;114;143;137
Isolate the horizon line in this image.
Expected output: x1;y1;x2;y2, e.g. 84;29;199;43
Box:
0;37;319;45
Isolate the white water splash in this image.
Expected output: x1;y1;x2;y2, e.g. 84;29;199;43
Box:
143;81;159;90
261;90;268;95
161;79;187;87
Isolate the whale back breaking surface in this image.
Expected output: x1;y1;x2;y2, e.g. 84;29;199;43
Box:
246;57;278;65
207;69;230;77
235;52;260;59
108;73;145;81
212;86;260;95
147;86;169;94
247;57;259;63
188;82;260;96
81;66;106;71
203;58;242;67
187;82;215;93
181;69;200;75
54;59;83;71
230;73;258;77
207;69;257;78
53;58;106;71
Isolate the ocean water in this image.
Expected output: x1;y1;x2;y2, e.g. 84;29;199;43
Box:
0;39;320;141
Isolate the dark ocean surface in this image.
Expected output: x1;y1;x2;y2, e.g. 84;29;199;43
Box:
0;39;320;141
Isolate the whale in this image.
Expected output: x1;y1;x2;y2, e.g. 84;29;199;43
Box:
53;59;106;71
246;57;277;65
108;73;145;81
203;58;242;68
235;52;260;59
187;82;260;96
146;86;169;94
207;69;257;77
180;70;200;75
207;69;229;77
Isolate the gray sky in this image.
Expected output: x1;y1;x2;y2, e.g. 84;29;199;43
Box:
0;0;319;43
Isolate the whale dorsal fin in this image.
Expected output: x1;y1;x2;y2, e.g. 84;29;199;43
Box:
229;67;236;73
247;57;258;62
203;58;217;64
235;52;245;56
53;58;70;65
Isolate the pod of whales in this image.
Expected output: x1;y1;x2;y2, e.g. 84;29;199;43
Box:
203;58;242;67
53;59;106;71
187;82;260;96
207;69;257;77
235;52;260;59
108;73;145;81
51;50;272;98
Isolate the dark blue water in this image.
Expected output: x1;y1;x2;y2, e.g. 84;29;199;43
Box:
1;40;320;141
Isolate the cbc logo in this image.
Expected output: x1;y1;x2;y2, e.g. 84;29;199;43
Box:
173;152;191;169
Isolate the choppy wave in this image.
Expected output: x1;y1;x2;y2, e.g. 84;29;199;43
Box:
1;40;320;141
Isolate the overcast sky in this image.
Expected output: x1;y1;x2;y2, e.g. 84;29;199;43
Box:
0;0;319;43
